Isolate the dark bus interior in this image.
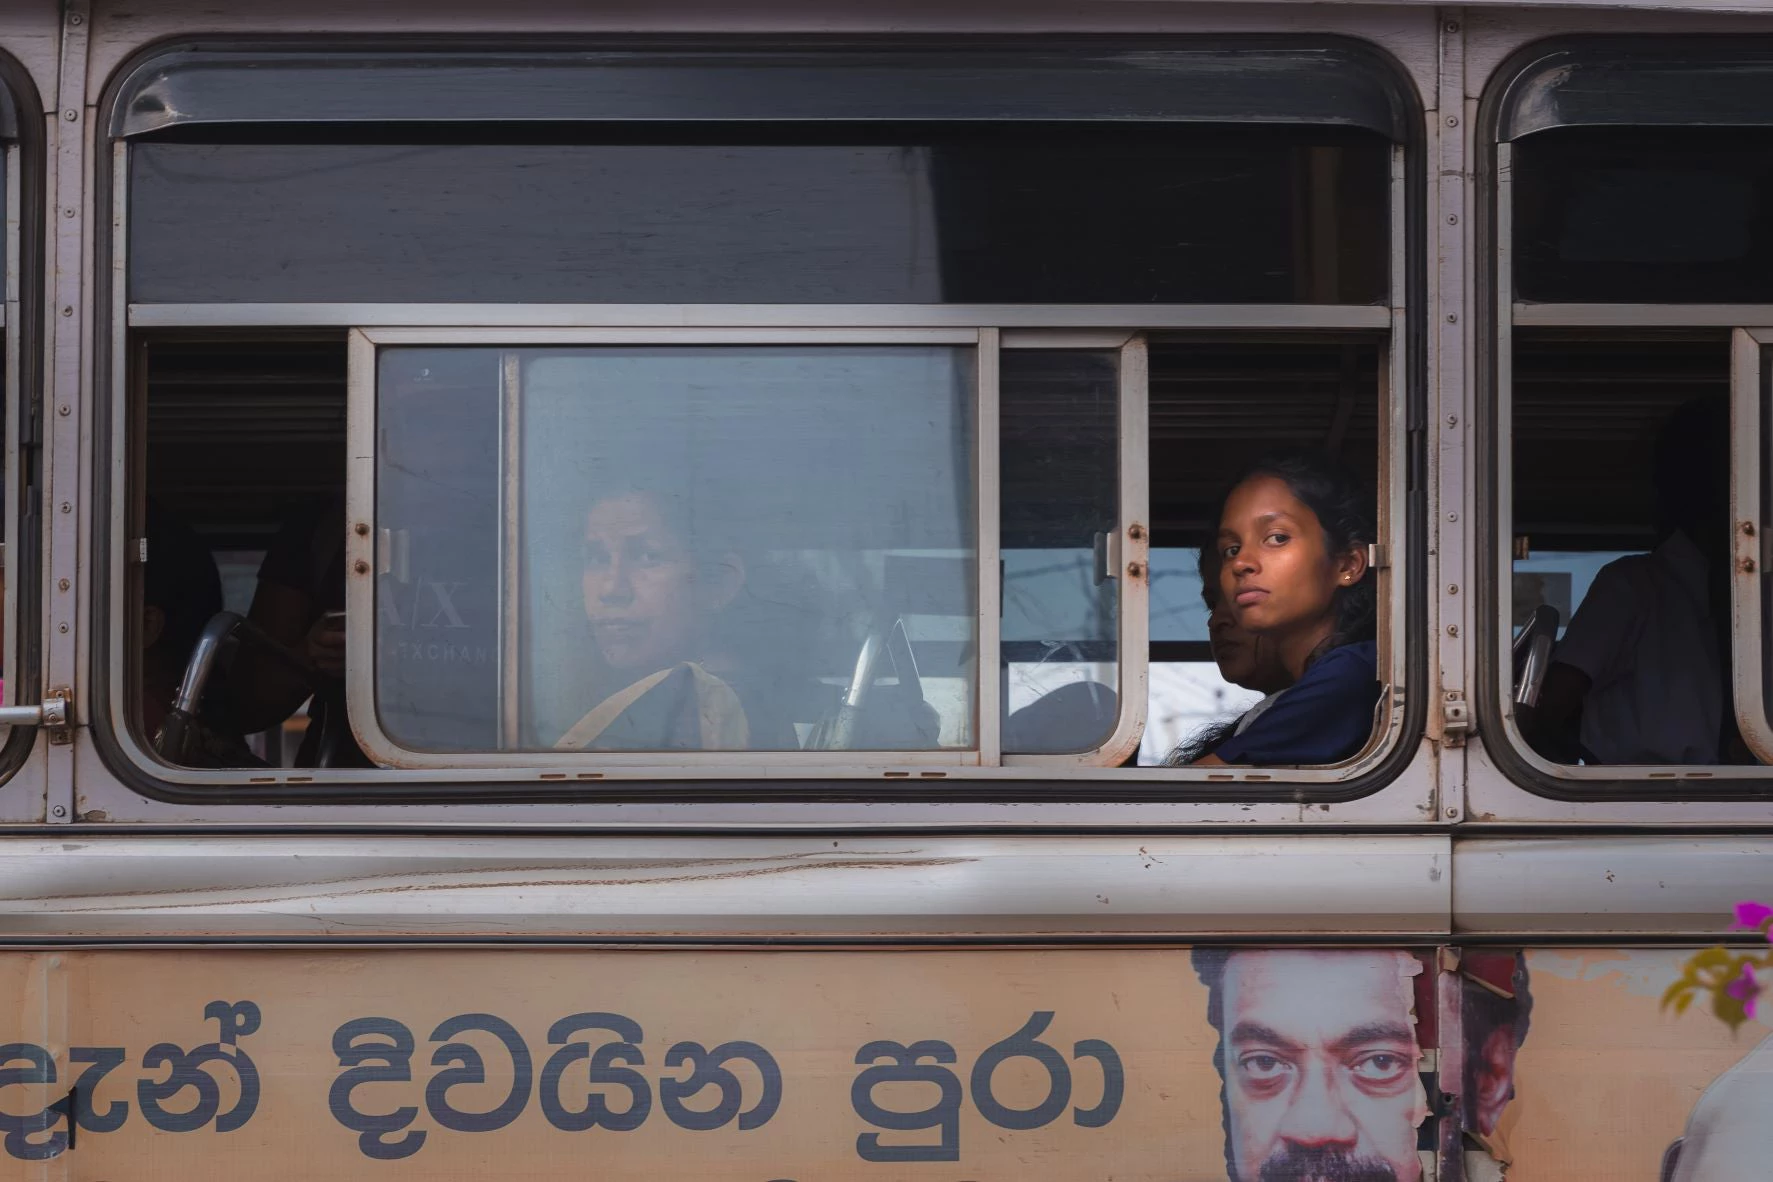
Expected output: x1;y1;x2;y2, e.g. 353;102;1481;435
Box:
136;332;1385;767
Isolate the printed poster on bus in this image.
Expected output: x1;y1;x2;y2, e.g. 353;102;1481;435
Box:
0;946;1766;1179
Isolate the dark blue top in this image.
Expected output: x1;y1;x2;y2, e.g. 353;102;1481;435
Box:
1213;640;1380;766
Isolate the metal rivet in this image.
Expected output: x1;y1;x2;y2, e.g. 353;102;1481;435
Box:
1445;19;1459;32
1446;115;1459;128
60;306;72;317
59;502;70;514
51;805;66;818
61;207;74;219
1126;561;1146;580
1446;313;1458;323
1445;806;1460;818
68;12;82;23
354;522;370;537
1743;521;1757;537
56;405;69;417
57;579;69;592
353;560;370;575
1447;214;1459;225
1742;557;1758;574
62;109;77;122
1446;414;1458;427
1448;584;1459;595
1448;511;1459;522
1127;523;1145;541
1447;624;1460;637
57;623;67;634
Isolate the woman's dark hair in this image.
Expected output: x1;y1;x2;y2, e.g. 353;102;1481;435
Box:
1167;715;1240;766
1217;448;1377;664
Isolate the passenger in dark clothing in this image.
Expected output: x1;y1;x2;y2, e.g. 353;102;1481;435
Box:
1192;451;1381;767
231;494;369;766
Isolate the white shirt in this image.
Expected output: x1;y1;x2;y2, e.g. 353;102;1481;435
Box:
1551;529;1722;765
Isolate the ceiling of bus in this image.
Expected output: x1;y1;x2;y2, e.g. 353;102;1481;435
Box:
1512;329;1728;550
142;330;1697;558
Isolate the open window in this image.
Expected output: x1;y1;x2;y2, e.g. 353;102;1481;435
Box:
106;41;1415;790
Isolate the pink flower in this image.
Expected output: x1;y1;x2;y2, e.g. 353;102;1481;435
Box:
1734;901;1773;933
1728;963;1763;1019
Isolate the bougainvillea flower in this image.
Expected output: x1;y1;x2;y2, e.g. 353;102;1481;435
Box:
1727;963;1763;1019
1733;901;1773;932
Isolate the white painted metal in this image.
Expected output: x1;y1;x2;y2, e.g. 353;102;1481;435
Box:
1432;18;1468;821
1730;329;1773;764
1455;838;1773;935
0;834;1452;938
975;328;1001;767
1005;334;1150;769
43;0;90;828
2;141;17;722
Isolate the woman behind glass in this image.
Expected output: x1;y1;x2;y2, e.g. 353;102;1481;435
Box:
554;484;792;751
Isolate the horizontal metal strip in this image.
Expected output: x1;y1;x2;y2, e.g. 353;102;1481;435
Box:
1513;303;1773;327
129;303;1395;331
1454;837;1773;937
0;835;1449;939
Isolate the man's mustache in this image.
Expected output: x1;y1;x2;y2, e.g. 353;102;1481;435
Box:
1257;1144;1399;1182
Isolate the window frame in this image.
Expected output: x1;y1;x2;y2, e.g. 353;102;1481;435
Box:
0;46;43;803
1730;327;1773;765
346;324;1010;771
87;37;1427;808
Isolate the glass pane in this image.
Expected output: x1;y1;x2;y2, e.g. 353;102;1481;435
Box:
130;126;1389;305
1514;128;1773;303
1001;350;1118;754
374;344;977;754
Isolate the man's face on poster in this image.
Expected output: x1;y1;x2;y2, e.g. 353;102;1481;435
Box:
1218;950;1427;1182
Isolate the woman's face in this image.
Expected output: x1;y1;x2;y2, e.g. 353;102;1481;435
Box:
580;493;700;674
1217;474;1362;643
1201;572;1288;694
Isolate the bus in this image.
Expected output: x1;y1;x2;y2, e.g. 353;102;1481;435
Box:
0;1;1769;1178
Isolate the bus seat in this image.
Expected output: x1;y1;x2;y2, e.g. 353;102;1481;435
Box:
155;611;338;768
1512;603;1560;709
805;617;940;751
1004;679;1118;754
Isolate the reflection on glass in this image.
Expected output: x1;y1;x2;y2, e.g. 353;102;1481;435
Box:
1000;351;1119;754
374;344;977;754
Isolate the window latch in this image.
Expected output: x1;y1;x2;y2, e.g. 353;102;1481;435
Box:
0;690;72;735
1093;530;1122;585
1441;690;1470;746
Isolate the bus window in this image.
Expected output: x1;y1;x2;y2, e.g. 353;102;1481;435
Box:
136;338;347;766
129;125;1389;308
1514;129;1773;305
365;338;978;760
115;43;1411;786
